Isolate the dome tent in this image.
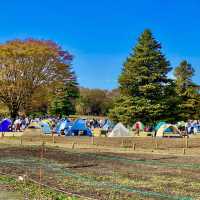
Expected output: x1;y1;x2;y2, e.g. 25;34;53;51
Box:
102;119;114;131
28;121;40;129
40;121;51;134
68;119;92;136
0;119;12;132
155;121;166;131
55;119;72;134
108;123;132;137
156;124;181;137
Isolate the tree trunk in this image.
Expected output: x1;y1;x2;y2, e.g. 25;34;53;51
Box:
10;108;19;120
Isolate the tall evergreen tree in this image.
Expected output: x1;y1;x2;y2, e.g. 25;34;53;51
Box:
109;29;173;125
174;60;200;119
50;70;79;117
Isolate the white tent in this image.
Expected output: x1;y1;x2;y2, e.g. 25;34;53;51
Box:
108;123;132;137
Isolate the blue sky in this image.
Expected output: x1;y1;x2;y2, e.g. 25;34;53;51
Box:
0;0;199;89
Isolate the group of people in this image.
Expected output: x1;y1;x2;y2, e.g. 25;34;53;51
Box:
185;120;200;134
86;118;105;129
12;117;30;131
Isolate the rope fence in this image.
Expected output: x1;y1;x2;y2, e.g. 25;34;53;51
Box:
2;134;200;150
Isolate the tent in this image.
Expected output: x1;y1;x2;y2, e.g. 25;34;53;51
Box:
55;119;73;134
68;119;92;136
40;121;51;134
177;121;186;128
42;119;52;126
133;121;144;130
0;119;12;132
156;124;181;137
155;121;166;131
102;119;113;131
28;121;41;129
108;123;132;137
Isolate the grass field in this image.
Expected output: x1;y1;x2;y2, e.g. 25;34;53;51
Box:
1;135;200;200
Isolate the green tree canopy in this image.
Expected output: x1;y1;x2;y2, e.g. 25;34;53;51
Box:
110;29;173;125
174;60;200;120
0;39;76;119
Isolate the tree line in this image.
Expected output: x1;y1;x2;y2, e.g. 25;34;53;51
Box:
0;30;199;122
109;29;200;125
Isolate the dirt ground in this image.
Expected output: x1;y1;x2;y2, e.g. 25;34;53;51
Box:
0;143;200;200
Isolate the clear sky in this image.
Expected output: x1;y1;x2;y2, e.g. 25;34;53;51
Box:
0;0;199;89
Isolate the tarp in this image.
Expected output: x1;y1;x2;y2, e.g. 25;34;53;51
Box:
0;119;12;132
156;124;181;137
133;121;144;130
68;119;92;136
40;121;51;134
108;122;132;137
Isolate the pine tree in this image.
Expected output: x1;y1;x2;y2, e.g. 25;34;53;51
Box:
110;29;173;125
174;60;200;119
50;70;79;117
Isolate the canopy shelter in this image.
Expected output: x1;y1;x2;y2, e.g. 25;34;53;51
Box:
156;124;181;137
108;122;132;137
133;121;144;130
0;119;12;132
68;119;92;136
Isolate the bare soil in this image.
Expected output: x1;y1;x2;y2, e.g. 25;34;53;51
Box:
0;144;200;200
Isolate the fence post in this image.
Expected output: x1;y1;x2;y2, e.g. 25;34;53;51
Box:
183;148;186;155
121;139;124;148
52;134;55;144
155;139;158;149
185;137;189;148
133;143;136;150
72;142;76;149
91;136;94;145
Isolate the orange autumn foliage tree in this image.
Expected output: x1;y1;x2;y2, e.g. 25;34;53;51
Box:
0;39;73;119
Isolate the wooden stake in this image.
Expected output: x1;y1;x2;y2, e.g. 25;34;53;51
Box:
72;142;75;149
155;139;158;149
121;139;124;147
133;143;136;150
20;137;23;145
52;135;55;144
185;137;188;148
91;137;94;145
183;148;186;155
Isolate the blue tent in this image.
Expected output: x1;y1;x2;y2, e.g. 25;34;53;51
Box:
40;121;51;134
68;119;92;136
55;119;72;134
0;119;12;132
102;119;113;131
155;121;166;131
155;121;172;133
